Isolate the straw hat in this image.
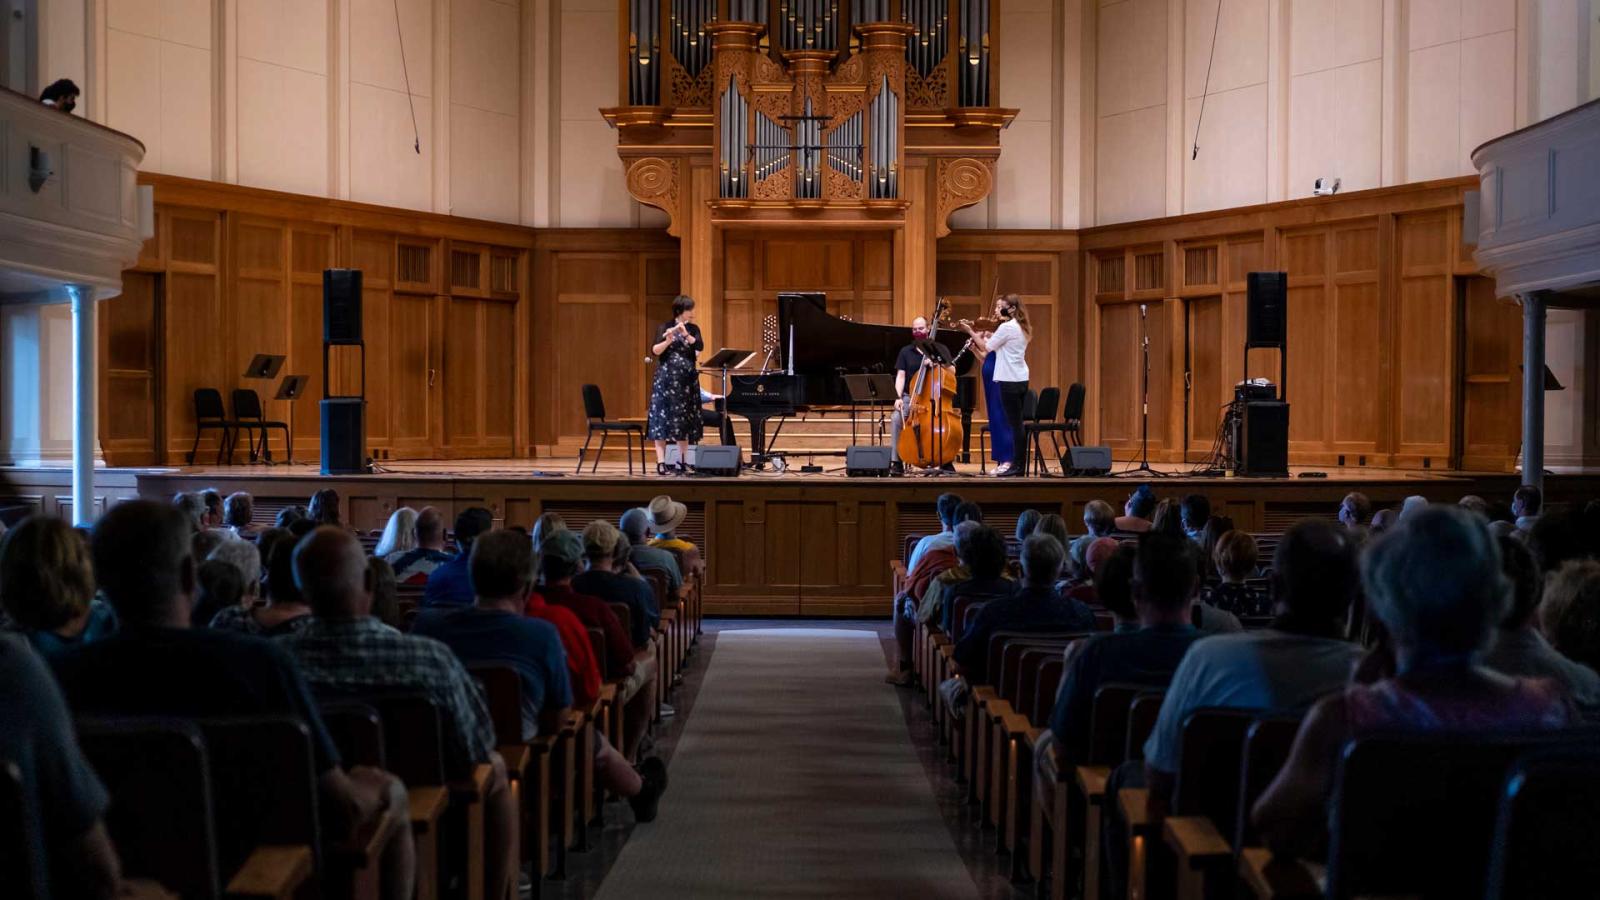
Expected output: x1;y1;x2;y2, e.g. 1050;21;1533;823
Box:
647;495;688;534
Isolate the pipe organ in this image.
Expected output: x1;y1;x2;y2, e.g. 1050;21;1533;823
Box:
605;0;1015;329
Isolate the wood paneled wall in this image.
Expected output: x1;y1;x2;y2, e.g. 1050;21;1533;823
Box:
1079;177;1523;471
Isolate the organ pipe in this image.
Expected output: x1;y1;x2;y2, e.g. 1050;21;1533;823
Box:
958;0;990;105
628;0;660;105
672;0;714;79
721;77;752;198
868;75;898;199
901;0;946;79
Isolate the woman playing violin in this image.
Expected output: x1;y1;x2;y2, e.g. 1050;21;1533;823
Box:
959;294;1032;476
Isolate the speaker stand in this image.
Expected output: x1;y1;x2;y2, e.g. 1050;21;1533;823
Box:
1118;303;1171;478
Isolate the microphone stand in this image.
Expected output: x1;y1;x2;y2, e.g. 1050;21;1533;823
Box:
1119;302;1170;477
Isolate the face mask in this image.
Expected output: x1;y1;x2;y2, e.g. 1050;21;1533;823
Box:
911;327;930;340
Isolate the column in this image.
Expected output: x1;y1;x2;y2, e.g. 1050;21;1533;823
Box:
1520;290;1548;490
68;284;96;525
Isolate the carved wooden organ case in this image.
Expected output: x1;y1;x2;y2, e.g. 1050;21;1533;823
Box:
603;0;1017;234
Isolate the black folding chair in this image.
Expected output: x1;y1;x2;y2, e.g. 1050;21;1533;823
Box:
575;384;646;475
231;388;293;464
1021;386;1062;476
1060;382;1086;447
189;388;244;465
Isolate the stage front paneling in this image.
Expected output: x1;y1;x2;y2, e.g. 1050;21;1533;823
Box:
118;466;1600;617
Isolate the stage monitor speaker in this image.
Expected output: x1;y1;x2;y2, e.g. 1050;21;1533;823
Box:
1246;271;1287;346
694;445;741;477
1239;401;1289;477
323;269;363;344
1065;445;1112;476
320;398;367;475
846;445;893;477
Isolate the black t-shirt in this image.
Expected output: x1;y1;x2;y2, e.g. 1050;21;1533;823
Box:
52;626;341;774
572;570;658;650
895;340;953;384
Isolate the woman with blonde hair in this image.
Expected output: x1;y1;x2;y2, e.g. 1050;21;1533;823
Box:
374;507;419;558
0;516;116;656
960;293;1031;476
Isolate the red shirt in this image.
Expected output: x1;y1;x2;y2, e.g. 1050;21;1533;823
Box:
539;582;635;682
524;590;602;708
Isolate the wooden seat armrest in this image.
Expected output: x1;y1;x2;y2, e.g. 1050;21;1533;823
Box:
448;762;494;802
1237;847;1324;900
972;685;998;704
599;682;620;703
500;743;531;780
407;786;449;833
224;844;314;900
529;733;559;754
1001;711;1032;735
930;630;949;645
1075;764;1111;802
1026;726;1047;745
1164;816;1233;869
329;799;401;866
1118;787;1155;837
560;711;584;735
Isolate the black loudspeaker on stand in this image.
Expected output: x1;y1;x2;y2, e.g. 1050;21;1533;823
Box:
321;269;369;475
1237;272;1290;477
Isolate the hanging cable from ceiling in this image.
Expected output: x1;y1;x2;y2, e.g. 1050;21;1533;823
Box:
1192;0;1224;160
393;0;421;154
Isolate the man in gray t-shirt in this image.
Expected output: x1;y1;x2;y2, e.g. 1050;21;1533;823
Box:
1142;520;1363;817
0;634;119;896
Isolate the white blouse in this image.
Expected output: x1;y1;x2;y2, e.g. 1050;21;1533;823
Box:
988;318;1029;383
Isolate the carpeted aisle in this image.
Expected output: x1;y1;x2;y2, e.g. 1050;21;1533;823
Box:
593;627;979;899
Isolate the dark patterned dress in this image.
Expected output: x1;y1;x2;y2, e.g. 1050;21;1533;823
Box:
646;320;704;441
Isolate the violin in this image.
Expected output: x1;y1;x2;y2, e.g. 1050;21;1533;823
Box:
896;297;965;469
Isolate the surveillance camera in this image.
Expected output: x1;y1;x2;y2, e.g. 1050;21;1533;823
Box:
1313;177;1341;197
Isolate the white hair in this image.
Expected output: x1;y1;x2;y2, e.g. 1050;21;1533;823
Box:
208;539;263;597
374;507;419;558
1396;495;1429;524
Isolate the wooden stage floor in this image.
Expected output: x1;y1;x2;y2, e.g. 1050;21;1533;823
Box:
41;456;1595;616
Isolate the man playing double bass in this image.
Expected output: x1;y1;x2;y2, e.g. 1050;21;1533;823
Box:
889;315;956;475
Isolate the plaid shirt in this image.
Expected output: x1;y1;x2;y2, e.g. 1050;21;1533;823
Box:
277;617;496;775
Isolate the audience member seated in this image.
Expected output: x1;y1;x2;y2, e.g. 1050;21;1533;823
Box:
574;521;659;648
211;537;310;636
275;505;307;529
389;506;453;585
1458;494;1491;520
1015;509;1042;542
1063;536;1119;607
201;490;225;530
307;488;343;527
54;502;415;899
1338;491;1372;543
1368;506;1397;536
223;491;262;538
1527;509;1592;575
0;516;117;657
1070;500;1117;565
423;507;493;608
1045;531;1203;765
906;500;983;602
205;536;264;609
1252;506;1574;858
1092;541;1140;634
368;557;402;629
923;522;1013;635
1397;494;1429;523
424;531;668;821
193;558;245;629
953;534;1095;685
537;530;656;760
529;512;566;588
1205;530;1267;617
907;493;964;574
1538;560;1600;694
620;507;682;595
1512;484;1542;533
1485;536;1599;707
1181;494;1211;544
191;527;227;565
646;495;703;575
374;507;419;559
1149;498;1185;536
1143;519;1363;817
1115;485;1157;534
524;536;603;713
1197;515;1235;574
0;633;125;897
172;491;204;533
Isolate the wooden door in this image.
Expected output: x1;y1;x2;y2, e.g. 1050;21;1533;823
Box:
99;271;162;465
1456;276;1521;471
441;295;517;458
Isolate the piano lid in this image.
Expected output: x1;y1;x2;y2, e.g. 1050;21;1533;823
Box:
776;292;975;407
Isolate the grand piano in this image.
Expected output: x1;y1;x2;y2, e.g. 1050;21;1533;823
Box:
724;292;978;464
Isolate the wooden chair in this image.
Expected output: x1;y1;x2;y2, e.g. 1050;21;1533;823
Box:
78;716;317;900
467;664;558;891
1486;744;1600;900
575;384;646;475
189;388;245;465
0;760;41;900
230;388;292;464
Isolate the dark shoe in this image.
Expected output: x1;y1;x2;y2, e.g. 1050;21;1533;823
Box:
884;669;914;687
656;462;670;476
890;461;905;476
940;462;956;473
630;757;669;823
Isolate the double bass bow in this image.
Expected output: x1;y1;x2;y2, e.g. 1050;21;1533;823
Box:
896;297;965;469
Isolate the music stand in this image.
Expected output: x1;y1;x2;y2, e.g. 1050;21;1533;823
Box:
702;348;755;422
843;373;897;446
272;375;308;464
243;354;286;380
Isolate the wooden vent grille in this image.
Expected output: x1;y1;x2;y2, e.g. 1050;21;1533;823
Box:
398;245;431;285
1184;246;1218;286
490;255;518;294
1096;256;1125;295
1134;252;1164;292
1260;505;1339;532
450;250;480;290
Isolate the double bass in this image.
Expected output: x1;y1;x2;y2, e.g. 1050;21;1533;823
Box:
896;297;965;469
